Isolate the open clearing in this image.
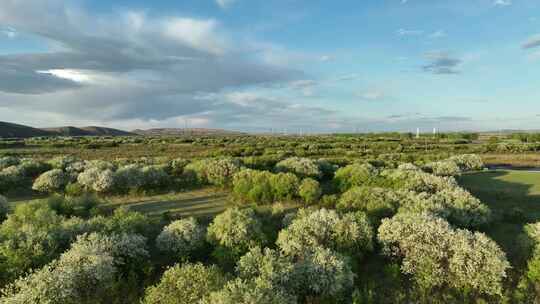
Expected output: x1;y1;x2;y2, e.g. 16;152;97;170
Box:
459;170;540;264
9;188;232;219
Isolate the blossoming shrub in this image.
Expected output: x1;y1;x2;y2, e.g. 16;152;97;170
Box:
424;160;461;177
0;232;148;304
207;208;267;264
143;263;227;304
156;217;206;259
270;173;300;201
449;154;484;171
233;169;301;204
275;157;322;179
378;213;509;297
78;167;116;194
32;169;68;193
185;158;241;187
277;208;373;257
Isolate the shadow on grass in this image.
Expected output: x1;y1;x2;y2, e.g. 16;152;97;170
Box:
458;170;540;266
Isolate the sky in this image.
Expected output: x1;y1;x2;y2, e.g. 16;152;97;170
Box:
0;0;539;133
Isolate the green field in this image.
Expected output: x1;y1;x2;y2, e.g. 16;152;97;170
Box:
459;170;540;265
8;188;232;219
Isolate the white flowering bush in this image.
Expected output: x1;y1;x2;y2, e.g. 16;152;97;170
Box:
48;156;80;170
185;158;241;186
207;208;267;258
449;154;484;171
201;278;298;304
0;232;148;304
156;217;206;258
295;246;355;299
424;160;461;177
77;167;116;193
378;213;509;296
143;263;227;304
333;163;378;191
275;157;322;179
337;186;400;219
277;208;373;257
383;168;458;193
397;163;420;171
32;169;68;193
236;247;297;291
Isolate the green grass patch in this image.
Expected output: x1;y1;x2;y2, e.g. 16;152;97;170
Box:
458;170;540;266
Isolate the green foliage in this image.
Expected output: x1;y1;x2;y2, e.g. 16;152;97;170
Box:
275;157;322;179
298;178;322;205
143;263;227;304
207;208;267;264
337;186;400;220
334;163;378;192
156;217;206;259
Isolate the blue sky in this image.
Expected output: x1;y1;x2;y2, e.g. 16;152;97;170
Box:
0;0;539;132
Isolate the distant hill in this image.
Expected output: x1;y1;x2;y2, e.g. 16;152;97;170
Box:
132;128;245;136
0;121;134;138
43;126;134;137
0;121;54;138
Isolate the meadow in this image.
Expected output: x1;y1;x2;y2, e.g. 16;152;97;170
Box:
1;133;540;303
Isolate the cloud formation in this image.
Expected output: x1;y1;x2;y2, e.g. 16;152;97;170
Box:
422;52;462;74
522;35;540;49
0;0;310;128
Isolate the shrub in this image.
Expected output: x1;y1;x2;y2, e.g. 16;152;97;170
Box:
298;178;322;205
337;186;400;220
185;158;241;187
202;278;297;304
384;168;458;193
378;213;509;296
232;169;274;204
0;195;7;222
207;208;267;262
32;169;68;193
143;263;227;304
449;154;484;171
270;173;299;201
156;217;206;259
334;163;378;192
275;157;322;179
78;168;116;194
424;161;461;177
0;157;19;171
277;208;373;257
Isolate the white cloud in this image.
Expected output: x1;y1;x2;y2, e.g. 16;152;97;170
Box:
162;18;227;55
493;0;512;6
429;30;447;39
397;28;424;36
216;0;237;9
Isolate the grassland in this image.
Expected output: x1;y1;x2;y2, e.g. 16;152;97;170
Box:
8;188;232;219
459;170;540;265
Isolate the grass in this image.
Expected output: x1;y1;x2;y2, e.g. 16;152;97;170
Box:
9;188;232;219
458;170;540;266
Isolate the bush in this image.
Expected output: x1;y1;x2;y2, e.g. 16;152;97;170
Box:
424;161;461;177
232;169;275;204
449;154;484;171
277;208;373;257
202;278;297;304
207;208;267;263
298;178;321;205
143;263;227;304
334;163;378;192
0;195;7;222
185;158;241;187
156;217;206;259
337;186;400;220
270;173;299;201
378;213;509;296
78;168;116;194
32;169;68;193
275;157;322;179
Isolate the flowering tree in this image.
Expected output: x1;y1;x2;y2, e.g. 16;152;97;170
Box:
275;157;322;179
277;208;373;257
156;217;206;259
143;263;227;304
333;163;378;191
32;169;68;193
298;178;322;205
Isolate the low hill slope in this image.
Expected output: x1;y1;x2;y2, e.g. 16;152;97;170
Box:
0;121;54;138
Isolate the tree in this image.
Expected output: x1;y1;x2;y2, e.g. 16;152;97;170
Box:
337;186;399;220
333;163;378;192
143;263;227;304
277;208;373;257
378;213;509;297
275;157;322;179
207;208;267;263
32;169;68;193
298;178;322;205
270;173;299;201
156;217;206;259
